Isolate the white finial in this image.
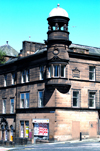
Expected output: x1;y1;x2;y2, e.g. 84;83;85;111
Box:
57;4;60;7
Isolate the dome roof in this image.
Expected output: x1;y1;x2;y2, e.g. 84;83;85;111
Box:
49;4;68;18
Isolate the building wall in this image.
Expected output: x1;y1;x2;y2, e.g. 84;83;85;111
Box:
54;109;98;141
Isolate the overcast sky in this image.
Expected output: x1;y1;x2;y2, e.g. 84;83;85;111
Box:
0;0;100;52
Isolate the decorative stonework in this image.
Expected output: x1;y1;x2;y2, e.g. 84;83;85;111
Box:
72;67;80;78
53;46;59;55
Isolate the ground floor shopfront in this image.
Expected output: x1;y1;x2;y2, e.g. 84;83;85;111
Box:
0;109;100;144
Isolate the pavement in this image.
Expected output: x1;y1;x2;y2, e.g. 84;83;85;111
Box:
0;138;100;151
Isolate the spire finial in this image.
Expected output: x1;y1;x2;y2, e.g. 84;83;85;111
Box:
57;4;60;7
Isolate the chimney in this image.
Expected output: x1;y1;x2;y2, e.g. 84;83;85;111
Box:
6;41;8;45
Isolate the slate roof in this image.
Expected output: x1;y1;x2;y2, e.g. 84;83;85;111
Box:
69;44;100;55
0;44;18;57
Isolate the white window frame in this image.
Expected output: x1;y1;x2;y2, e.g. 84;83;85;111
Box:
89;91;96;108
38;90;44;107
10;98;14;113
20;92;29;108
3;99;6;114
89;66;95;81
72;90;80;107
4;75;7;87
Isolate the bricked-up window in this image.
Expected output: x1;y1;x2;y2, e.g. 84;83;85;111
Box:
10;99;14;113
3;99;6;113
72;91;80;107
89;66;95;81
12;73;16;85
4;74;7;87
40;66;44;80
20;92;29;108
38;91;44;107
22;69;30;83
89;92;96;108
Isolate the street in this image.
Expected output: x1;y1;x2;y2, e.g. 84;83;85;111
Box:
10;141;100;151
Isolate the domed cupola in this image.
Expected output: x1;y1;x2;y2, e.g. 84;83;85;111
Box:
46;4;72;61
46;4;71;93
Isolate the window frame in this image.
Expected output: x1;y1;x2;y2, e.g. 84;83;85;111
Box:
89;66;95;81
88;91;96;108
20;92;30;108
72;90;80;108
48;64;66;78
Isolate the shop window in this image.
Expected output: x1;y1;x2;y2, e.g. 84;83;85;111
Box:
4;74;7;87
20;92;29;108
1;125;4;140
25;121;29;138
5;126;8;141
89;66;95;81
22;69;30;83
3;99;6;114
89;92;96;108
38;91;44;107
10;126;13;141
72;90;80;107
20;121;24;138
40;66;44;80
10;99;14;113
12;73;16;85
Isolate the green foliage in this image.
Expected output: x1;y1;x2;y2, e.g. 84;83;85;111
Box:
0;50;6;64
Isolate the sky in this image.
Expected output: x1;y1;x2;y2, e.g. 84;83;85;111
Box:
0;0;100;52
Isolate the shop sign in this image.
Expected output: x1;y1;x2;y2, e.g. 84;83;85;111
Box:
32;119;49;123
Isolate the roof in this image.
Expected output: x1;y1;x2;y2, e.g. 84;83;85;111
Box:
3;43;100;66
49;4;68;18
0;44;18;57
69;44;100;55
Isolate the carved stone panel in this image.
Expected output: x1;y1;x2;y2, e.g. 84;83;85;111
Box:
72;67;80;78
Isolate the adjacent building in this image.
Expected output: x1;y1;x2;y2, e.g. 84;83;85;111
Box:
0;4;100;144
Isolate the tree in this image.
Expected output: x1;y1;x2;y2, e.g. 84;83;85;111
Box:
0;50;6;64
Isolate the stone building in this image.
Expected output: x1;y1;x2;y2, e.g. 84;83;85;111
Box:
0;4;100;144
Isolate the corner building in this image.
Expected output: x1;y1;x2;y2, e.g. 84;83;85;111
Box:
0;4;100;144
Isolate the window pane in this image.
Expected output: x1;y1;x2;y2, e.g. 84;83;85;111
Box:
26;70;30;82
3;100;6;113
20;121;24;138
40;66;44;80
25;121;29;138
26;93;29;108
61;66;65;77
38;91;43;107
49;66;52;78
89;92;95;107
73;98;77;106
54;65;59;77
21;94;24;108
89;66;95;72
11;99;14;113
22;71;26;83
